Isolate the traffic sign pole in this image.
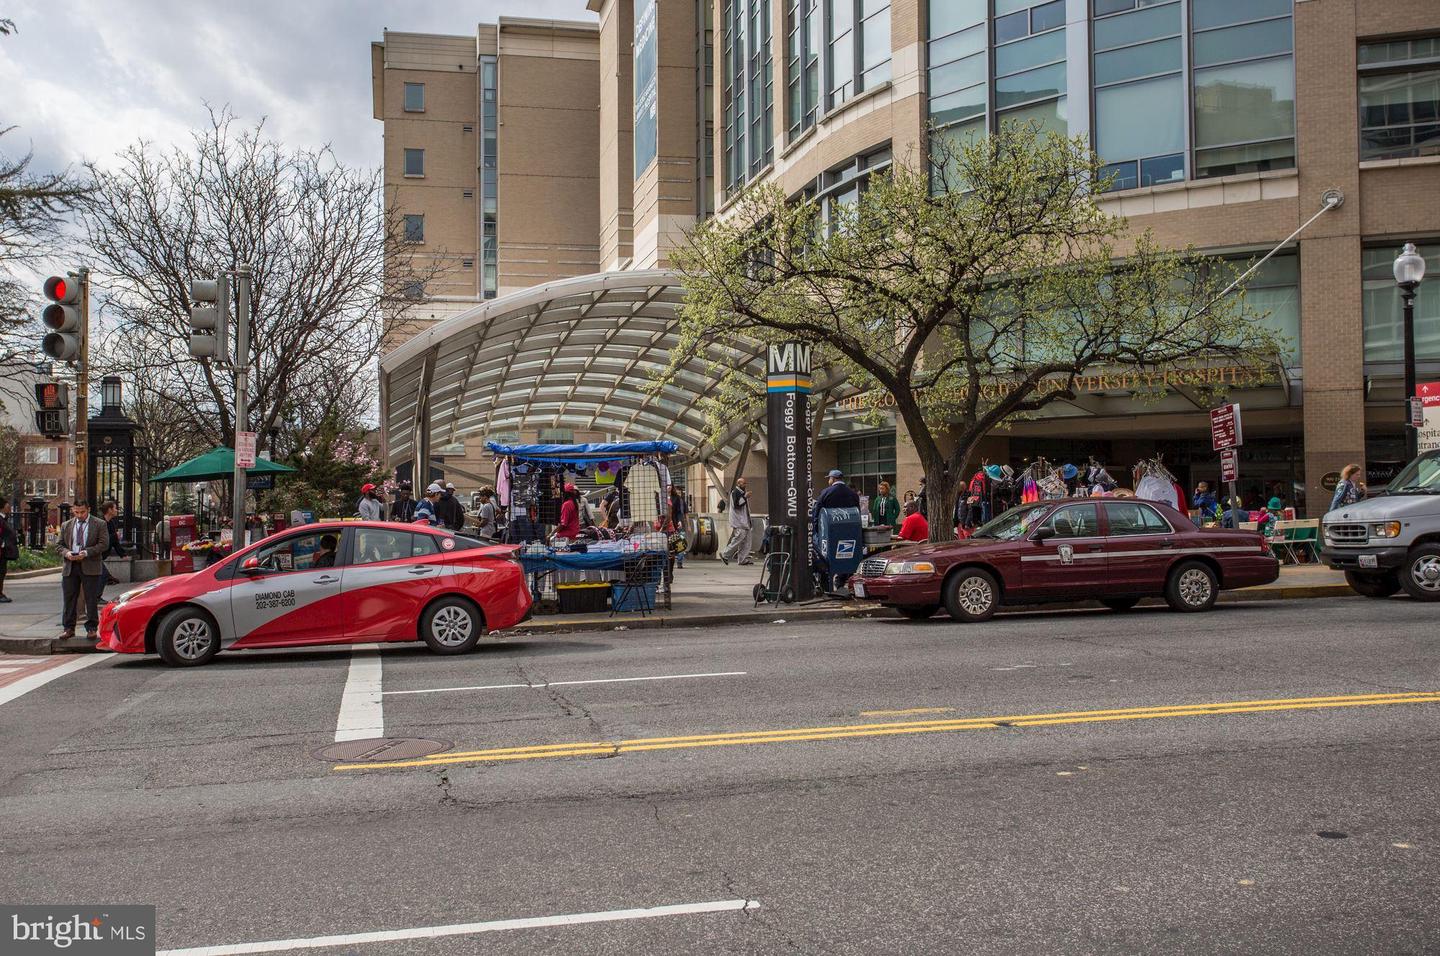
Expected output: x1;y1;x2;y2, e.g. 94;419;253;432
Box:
76;268;90;504
231;265;253;547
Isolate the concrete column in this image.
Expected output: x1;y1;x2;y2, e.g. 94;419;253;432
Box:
593;0;635;270
632;0;700;268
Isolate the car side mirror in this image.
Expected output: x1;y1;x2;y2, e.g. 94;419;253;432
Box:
1033;526;1055;543
239;556;262;574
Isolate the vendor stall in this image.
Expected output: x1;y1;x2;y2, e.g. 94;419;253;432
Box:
486;440;681;613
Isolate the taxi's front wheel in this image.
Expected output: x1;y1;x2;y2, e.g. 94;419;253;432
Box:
156;607;220;666
943;568;999;623
1165;561;1218;613
421;597;482;654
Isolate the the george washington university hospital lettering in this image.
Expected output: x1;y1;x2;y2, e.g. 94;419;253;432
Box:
766;341;814;600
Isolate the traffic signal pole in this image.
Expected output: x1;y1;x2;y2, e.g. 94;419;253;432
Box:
231;264;252;547
76;267;91;503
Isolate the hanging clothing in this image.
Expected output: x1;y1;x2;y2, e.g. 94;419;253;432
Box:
1136;474;1180;509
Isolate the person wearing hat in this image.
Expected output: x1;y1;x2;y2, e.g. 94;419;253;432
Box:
555;483;581;541
390;480;416;523
811;469;861;591
869;480;900;528
435;481;466;532
413;483;443;526
356;483;385;521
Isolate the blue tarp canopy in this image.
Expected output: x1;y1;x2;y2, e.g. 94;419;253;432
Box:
486;440;678;466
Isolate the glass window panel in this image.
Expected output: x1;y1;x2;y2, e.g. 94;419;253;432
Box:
862;0;887;16
1041;504;1100;537
995;60;1066;108
403;83;425;112
861;9;891;71
403;214;424;242
930;116;986;193
1242;283;1300;361
930;52;986;96
1193;56;1295;147
1359;37;1440;68
929;23;986;67
403;148;424;176
1101;160;1139;191
995;29;1066;77
998;96;1068;135
994;11;1028;44
1191;0;1292;32
862;60;892;89
1093;0;1135;15
1359;70;1440;160
930;0;986;35
1193;137;1295;176
1362;245;1440;362
1193;18;1292;67
1095;73;1184;160
1092;3;1180;51
1139;152;1184;185
930;83;988;124
995;0;1033;14
1031;0;1066;34
1093;37;1181;85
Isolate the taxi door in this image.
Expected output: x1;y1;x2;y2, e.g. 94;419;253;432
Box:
1020;503;1106;598
341;527;445;640
1101;500;1177;592
226;529;348;647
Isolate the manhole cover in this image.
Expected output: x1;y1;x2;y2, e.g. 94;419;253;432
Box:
314;738;450;762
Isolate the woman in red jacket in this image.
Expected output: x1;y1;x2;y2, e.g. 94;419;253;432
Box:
555;484;581;540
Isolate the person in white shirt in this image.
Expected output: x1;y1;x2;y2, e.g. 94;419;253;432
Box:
720;477;753;566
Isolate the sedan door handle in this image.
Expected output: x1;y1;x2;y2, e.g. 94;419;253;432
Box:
408;566;436;575
312;575;340;585
1160;539;1177;549
1087;545;1105;552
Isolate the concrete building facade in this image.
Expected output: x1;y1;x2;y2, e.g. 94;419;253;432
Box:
375;1;1440;517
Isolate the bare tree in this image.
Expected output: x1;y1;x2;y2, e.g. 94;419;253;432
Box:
81;109;443;456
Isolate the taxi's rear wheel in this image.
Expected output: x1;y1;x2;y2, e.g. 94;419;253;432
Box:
421;596;482;654
943;568;999;623
1165;561;1218;613
156;607;219;667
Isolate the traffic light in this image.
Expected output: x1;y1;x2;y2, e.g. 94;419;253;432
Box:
41;274;83;361
33;381;69;438
189;275;231;362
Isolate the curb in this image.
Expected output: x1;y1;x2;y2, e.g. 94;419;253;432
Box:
7;566;62;580
0;636;95;655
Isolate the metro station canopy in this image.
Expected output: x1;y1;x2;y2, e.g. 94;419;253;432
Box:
380;270;772;467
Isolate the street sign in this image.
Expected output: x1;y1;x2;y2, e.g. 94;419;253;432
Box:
246;474;274;491
1220;448;1239;483
235;431;257;469
1210;403;1243;451
1418;382;1440;454
1411;396;1426;428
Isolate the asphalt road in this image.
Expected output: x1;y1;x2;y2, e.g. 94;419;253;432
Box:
2;595;1437;954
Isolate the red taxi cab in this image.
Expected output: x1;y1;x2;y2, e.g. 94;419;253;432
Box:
852;498;1278;622
99;522;531;666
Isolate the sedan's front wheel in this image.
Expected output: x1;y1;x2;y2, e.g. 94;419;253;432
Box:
156;607;220;666
1165;561;1218;613
943;568;999;623
421;597;483;654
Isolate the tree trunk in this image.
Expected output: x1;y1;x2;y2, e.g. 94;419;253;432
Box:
924;468;960;543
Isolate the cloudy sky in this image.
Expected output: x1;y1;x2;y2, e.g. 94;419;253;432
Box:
0;0;595;175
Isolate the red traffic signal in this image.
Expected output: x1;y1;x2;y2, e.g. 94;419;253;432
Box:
41;273;83;361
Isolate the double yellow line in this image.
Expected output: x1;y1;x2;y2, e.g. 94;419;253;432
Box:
332;690;1440;772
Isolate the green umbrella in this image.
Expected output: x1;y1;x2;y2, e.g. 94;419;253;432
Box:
150;447;298;483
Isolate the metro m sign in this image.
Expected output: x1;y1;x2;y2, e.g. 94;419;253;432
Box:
767;342;812;375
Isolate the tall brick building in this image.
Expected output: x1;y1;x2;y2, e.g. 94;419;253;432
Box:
374;1;1439;515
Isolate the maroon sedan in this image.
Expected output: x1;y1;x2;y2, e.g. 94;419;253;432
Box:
851;498;1279;622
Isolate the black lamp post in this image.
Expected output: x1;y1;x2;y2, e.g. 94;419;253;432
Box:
1393;242;1427;460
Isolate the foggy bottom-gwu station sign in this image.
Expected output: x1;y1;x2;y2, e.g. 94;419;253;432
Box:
834;363;1276;413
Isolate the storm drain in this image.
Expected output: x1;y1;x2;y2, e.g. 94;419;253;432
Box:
314;738;450;762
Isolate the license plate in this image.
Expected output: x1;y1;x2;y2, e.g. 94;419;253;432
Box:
853;581;866;598
1358;554;1378;569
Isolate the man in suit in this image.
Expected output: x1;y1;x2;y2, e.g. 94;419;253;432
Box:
0;495;18;604
57;498;109;640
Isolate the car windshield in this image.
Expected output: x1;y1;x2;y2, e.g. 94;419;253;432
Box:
1385;450;1440;495
973;504;1052;541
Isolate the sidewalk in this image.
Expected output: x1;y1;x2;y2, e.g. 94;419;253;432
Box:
0;558;1357;655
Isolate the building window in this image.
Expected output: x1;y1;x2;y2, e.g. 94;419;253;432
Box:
403;214;424;243
1362;243;1440;363
403;148;425;177
1358;37;1440;161
403;82;425;112
835;431;897;499
722;0;774;194
804;145;892;236
993;0;1066;131
928;0;987;148
404;281;425;300
23;445;60;465
480;55;499;298
786;0;821;138
22;478;59;498
1190;0;1294;178
1227;251;1300;362
635;0;660;176
1091;0;1183;190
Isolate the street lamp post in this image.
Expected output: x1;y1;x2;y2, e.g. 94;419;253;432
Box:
1393;242;1427;460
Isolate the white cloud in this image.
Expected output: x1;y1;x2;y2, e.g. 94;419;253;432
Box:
0;0;595;173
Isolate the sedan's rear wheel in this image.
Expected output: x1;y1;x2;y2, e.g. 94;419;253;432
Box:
1165;561;1218;613
943;569;999;623
421;597;482;654
157;607;220;666
1399;545;1440;602
895;604;940;621
1344;570;1400;599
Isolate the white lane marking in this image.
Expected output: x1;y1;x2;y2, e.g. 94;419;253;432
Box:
334;644;384;742
0;667;22;673
383;671;747;696
156;898;761;956
0;654;112;707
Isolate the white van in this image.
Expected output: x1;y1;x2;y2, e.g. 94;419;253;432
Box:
1321;449;1440;600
